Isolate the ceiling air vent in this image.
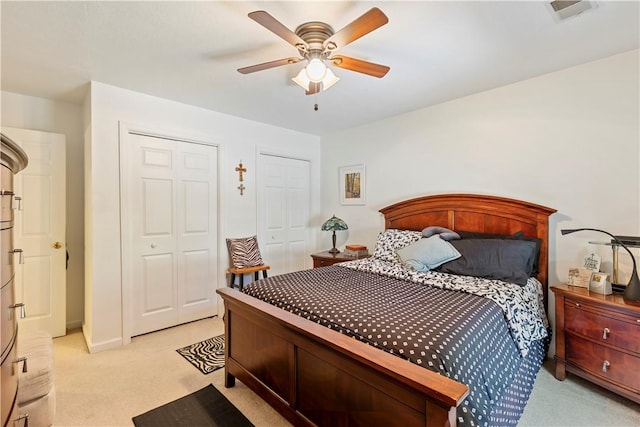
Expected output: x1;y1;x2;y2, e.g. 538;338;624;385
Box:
548;1;598;21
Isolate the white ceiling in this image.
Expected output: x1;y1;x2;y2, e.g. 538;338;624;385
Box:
1;1;638;136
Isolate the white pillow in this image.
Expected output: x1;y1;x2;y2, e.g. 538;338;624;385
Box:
396;235;461;272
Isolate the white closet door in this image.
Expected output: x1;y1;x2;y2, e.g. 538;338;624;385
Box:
127;133;217;336
259;155;310;274
176;143;218;324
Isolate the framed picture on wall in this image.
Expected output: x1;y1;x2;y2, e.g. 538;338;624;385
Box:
339;164;365;205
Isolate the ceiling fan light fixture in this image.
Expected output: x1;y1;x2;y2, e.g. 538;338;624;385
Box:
321;68;340;91
305;58;327;82
292;68;311;90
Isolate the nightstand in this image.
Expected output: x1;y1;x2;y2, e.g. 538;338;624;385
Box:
311;251;369;268
551;284;640;403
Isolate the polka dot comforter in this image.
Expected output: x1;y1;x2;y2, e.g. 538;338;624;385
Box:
243;258;550;427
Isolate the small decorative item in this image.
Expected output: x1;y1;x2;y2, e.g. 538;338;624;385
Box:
567;267;593;289
339;164;365;205
235;161;247;182
344;244;368;258
589;272;612;295
583;252;601;271
321;215;348;253
235;161;246;195
562;228;640;301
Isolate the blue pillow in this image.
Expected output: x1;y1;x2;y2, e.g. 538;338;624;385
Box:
396;235;461;272
422;226;460;241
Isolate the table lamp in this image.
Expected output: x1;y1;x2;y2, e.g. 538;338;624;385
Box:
321;215;348;254
561;228;640;301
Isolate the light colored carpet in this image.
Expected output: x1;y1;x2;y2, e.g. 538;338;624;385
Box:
53;317;290;427
52;317;639;426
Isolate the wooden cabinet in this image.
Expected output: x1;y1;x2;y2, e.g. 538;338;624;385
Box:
311;251;370;268
1;133;28;427
551;284;640;403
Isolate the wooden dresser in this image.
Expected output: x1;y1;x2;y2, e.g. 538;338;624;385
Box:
1;133;28;427
551;284;640;403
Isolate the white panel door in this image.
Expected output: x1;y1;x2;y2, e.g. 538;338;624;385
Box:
3;127;66;337
176;144;218;324
128;133;217;336
259;155;310;274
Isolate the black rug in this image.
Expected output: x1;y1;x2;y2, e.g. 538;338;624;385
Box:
176;335;225;374
132;384;254;427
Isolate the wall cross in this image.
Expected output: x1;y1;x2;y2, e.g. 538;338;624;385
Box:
237;183;246;196
235;162;247;182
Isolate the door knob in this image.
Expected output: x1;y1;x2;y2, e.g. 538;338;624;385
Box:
53;242;62;249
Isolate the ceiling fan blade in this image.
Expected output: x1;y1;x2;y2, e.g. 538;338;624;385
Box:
324;8;388;51
305;82;321;96
248;10;307;48
237;57;300;74
331;55;389;78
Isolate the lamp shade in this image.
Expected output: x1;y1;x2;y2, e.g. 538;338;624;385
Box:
322;215;348;254
321;215;348;231
561;228;640;301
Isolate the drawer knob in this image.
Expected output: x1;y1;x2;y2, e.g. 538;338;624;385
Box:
14;413;29;426
9;302;26;318
602;360;610;373
575;303;581;308
13;195;22;210
13;356;28;373
602;327;610;340
11;248;24;264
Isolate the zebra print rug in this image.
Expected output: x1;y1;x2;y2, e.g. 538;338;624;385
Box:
176;335;225;374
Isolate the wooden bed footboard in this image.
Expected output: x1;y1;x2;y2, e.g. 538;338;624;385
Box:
217;287;469;427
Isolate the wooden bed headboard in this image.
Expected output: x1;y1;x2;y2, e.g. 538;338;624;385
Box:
379;194;556;306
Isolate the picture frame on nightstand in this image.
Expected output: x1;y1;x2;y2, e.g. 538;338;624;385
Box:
567;267;592;288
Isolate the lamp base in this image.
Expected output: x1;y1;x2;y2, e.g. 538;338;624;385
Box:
328;247;339;254
623;269;640;302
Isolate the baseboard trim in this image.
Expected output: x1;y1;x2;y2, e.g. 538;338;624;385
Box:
82;326;123;353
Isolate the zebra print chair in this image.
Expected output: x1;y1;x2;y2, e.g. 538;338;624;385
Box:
226;236;270;290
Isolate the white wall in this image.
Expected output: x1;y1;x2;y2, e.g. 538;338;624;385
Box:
85;82;321;352
320;50;640;351
1;91;86;330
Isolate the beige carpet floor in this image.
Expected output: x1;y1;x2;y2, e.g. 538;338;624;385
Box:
52;316;639;427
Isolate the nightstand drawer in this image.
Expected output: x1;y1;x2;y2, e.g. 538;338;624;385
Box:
565;299;640;353
566;334;640;392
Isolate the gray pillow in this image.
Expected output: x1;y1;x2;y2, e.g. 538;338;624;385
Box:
396;235;461;272
437;239;537;286
422;226;461;241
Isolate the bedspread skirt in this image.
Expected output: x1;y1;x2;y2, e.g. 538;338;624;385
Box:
489;337;547;425
244;265;548;427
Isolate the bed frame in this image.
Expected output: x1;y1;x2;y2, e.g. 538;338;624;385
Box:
217;194;556;427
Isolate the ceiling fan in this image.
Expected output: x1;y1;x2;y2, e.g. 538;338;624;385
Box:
238;7;390;95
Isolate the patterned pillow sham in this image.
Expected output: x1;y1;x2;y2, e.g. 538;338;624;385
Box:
373;229;422;263
226;236;264;268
